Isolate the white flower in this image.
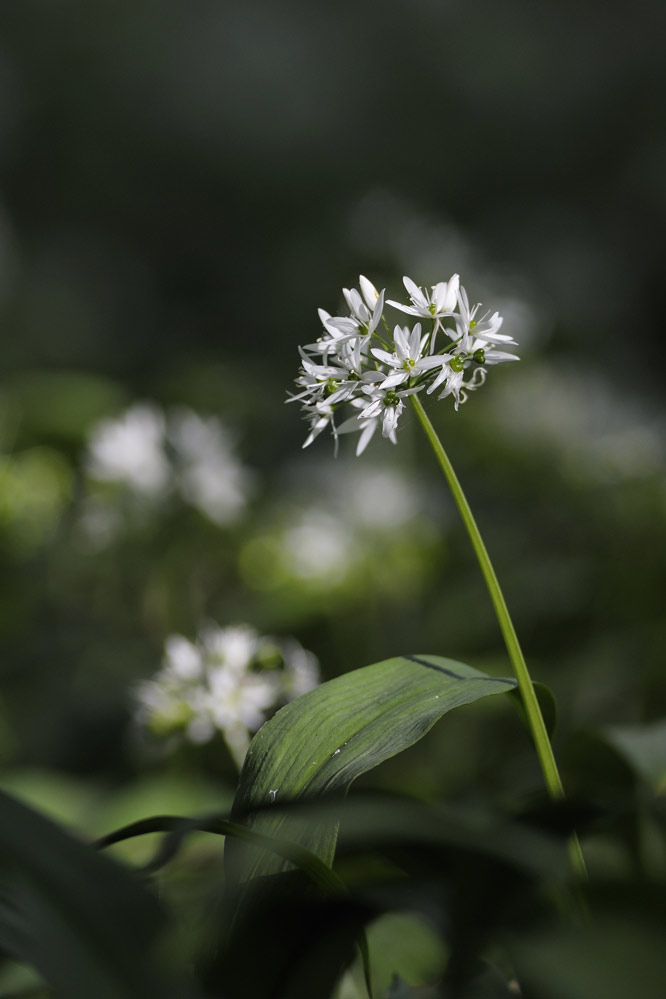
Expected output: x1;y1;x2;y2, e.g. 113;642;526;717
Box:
300;400;339;451
359;383;423;441
371;323;454;390
200;623;259;676
388;274;459;338
282;509;354;580
169;409;253;526
281;641;320;699
301;309;350;360
326;275;386;342
163;635;203;682
86;403;169;497
437;363;488;410
371;323;425;388
454;286;518;348
135;623;321;768
85;403;254;528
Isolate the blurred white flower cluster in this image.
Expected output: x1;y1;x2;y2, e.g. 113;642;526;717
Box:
288;275;519;454
490;364;666;483
239;460;440;597
84;403;253;533
135;624;320;768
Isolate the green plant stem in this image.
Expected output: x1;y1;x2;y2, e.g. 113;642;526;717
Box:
410;393;586;878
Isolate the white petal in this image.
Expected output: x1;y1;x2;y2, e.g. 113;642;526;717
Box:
359;275;379;310
302;416;329;448
317;308;339;335
403;276;427;309
361;370;387;383
408;323;422;358
393;325;410;358
387;300;421;316
346;288;367;321
381;408;396;438
327;317;358;336
484;350;520;364
431;282;448;312
443;273;459;311
417;353;452;370
337;414;361;434
380;371;409;389
427;367;451;394
371;347;397;366
360;397;382;418
368;289;386;332
356;421;377;455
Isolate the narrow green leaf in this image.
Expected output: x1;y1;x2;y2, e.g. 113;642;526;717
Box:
228;654;515;881
96;813;346;893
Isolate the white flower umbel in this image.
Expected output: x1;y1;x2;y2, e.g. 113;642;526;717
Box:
289;273;519;454
135;623;321;769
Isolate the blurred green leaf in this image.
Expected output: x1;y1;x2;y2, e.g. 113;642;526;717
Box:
0;447;72;553
343;912;447;998
0;789;174;999
513;883;666;999
603;719;666;794
8;371;126;444
208;870;374;999
565;729;637;799
0;768;100;828
228;654;515;882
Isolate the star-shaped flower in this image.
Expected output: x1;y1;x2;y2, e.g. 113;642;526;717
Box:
326;275;386;342
388;274;459;341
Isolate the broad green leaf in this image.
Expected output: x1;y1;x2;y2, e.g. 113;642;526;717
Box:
228;654;515;881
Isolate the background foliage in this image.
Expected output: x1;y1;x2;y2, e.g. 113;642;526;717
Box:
0;1;664;995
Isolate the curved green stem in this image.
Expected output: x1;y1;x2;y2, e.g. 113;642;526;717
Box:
410;393;586;878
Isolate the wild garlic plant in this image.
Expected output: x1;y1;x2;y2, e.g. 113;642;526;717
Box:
288;274;586;876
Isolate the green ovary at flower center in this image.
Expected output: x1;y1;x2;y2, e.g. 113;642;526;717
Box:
403;357;416;370
449;356;466;373
324;379;340;396
384;391;400;407
472;348;485;364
